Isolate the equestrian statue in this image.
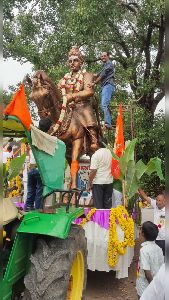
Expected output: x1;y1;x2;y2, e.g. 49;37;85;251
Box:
28;46;101;190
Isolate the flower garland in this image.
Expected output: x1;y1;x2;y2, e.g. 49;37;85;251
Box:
9;175;22;197
52;69;86;133
79;208;97;226
78;205;135;268
108;205;135;267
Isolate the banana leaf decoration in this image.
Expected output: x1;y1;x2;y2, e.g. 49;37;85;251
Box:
3;154;26;197
109;139;164;201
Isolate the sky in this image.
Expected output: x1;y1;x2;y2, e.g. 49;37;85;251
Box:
2;58;33;90
3;58;165;114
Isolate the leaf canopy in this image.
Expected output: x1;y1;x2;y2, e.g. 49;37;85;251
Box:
3;0;165;113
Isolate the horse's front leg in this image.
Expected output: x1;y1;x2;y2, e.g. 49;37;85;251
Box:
70;138;83;190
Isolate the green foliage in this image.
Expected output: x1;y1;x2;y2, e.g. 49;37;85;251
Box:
119;139;137;176
3;84;38;122
113;179;122;192
125;160;139;199
135;160;147;180
3;0;165;113
110;139;164;200
3;154;26;190
146;157;164;180
3;163;8;187
3;0;165;196
134;109;165;196
106;103;165;196
7;154;26;181
3;154;26;197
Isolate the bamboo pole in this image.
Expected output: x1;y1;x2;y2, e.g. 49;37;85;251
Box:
122;179;125;207
122;179;128;208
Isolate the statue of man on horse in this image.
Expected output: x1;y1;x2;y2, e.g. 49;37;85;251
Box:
29;46;101;190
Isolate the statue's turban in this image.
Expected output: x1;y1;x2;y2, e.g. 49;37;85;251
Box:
68;46;84;62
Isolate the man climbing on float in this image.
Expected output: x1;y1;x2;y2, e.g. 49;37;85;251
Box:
90;51;115;130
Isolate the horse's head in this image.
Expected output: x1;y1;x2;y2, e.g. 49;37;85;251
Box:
30;70;53;98
31;70;48;86
29;70;62;122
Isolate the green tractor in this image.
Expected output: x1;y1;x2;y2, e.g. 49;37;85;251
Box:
2;116;87;300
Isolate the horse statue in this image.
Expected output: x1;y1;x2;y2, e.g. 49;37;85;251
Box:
28;70;101;190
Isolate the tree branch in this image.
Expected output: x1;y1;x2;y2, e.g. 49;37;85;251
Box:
130;70;138;93
153;14;165;69
113;25;131;58
154;90;165;104
143;23;153;79
114;46;128;69
118;1;140;14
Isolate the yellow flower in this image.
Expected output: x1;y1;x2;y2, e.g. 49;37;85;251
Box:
79;205;135;268
139;201;143;208
108;206;135;267
79;208;96;226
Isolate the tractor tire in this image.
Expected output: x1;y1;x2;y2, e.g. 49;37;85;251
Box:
23;224;87;300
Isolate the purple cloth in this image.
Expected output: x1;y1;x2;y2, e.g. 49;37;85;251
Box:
14;202;24;209
75;208;111;230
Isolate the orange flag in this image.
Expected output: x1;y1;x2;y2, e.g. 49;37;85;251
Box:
4;84;32;130
111;103;125;179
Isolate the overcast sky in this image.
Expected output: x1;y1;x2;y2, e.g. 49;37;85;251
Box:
2;58;33;90
3;58;165;114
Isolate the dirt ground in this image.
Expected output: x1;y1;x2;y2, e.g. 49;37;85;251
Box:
86;240;140;300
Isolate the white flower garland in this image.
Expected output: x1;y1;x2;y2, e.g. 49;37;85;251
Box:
52;69;86;134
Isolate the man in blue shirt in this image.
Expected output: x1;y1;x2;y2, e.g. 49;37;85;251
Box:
92;52;115;129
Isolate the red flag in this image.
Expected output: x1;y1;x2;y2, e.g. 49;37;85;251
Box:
111;103;125;179
4;84;32;130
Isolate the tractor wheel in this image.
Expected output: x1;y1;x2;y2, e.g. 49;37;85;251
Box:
23;224;87;300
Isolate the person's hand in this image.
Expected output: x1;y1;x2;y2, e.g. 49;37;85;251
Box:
48;124;56;135
93;73;97;78
66;94;73;103
87;82;95;88
138;188;144;195
38;109;48;118
86;186;90;193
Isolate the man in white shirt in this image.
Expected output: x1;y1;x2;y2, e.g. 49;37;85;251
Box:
140;264;165;300
138;189;165;255
87;142;113;208
3;145;13;163
136;221;164;298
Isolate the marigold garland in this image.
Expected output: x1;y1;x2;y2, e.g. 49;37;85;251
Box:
79;205;135;268
108;205;135;267
79;208;96;226
8;175;22;197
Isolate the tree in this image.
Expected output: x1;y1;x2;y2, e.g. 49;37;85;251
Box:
111;138;164;205
104;103;165;196
3;0;165;114
3;84;38;121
